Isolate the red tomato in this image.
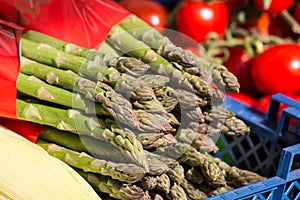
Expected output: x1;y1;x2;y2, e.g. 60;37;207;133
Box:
253;0;294;14
176;0;229;43
251;44;300;94
118;0;168;29
293;2;300;24
227;93;257;107
223;48;259;96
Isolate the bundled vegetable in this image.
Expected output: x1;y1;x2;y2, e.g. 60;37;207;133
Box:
6;13;266;200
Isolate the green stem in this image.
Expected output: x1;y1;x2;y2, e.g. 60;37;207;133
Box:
17;99;147;169
37;141;146;183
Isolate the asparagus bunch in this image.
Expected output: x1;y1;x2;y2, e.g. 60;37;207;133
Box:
16;22;265;200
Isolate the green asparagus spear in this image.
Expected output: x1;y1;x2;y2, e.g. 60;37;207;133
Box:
117;14;240;93
156;173;171;194
37;141;145;183
175;128;219;153
180;179;208;200
17;99;147;169
166;183;187;200
208;156;266;188
137;132;176;150
145;151;170;176
76;170;145;200
17;73;109;115
156;143;224;183
204;106;250;136
198;184;230;197
167;164;185;185
38;127;141;165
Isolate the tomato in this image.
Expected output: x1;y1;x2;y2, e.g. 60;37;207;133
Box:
253;0;294;14
227;93;257;107
176;0;228;43
251;44;300;94
293;2;300;24
223;48;259;96
118;0;168;29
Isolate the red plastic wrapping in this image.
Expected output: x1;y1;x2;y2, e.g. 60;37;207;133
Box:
0;118;45;142
0;0;130;141
0;19;24;119
0;0;130;48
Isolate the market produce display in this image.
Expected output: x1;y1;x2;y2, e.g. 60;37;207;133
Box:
8;13;267;198
3;0;300;199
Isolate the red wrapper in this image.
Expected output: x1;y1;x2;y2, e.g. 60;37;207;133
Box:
0;0;129;48
0;0;130;141
0;118;46;142
0;19;24;119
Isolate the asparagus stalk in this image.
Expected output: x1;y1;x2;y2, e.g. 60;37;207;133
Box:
166;184;187;200
20;58;140;128
117;14;240;93
38;127;142;165
17;99;147;169
135;110;176;133
147;152;179;169
137;132;176;150
17;73;109;115
204;106;250;136
175;128;219;153
156;143;225;183
154;88;179;112
156;173;171;194
145;151;170;176
180;179;208;200
76;170;145;200
208;156;266;188
37;141;145;183
198;184;231;197
167;164;185;185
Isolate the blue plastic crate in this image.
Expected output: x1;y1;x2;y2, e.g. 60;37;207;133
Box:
208;93;300;200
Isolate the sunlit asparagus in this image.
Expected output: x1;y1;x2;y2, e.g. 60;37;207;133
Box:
17;99;147;169
37;141;146;183
76;170;145;200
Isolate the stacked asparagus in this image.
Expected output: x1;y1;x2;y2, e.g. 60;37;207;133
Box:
16;16;265;199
